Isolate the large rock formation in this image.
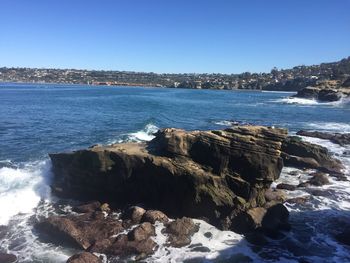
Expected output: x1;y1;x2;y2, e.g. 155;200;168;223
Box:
292;80;350;102
49;126;288;230
281;136;344;174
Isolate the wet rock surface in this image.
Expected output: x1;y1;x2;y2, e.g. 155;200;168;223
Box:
163;217;199;247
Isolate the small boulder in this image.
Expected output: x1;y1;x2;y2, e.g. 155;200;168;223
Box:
66;252;102;263
141;210;169;224
264;188;286;202
0;253;17;263
163;217;199;247
128;222;155;241
100;203;111;213
261;204;290;237
231;207;267;234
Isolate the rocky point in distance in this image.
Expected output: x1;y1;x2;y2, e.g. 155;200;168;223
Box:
34;124;347;261
293;79;350;102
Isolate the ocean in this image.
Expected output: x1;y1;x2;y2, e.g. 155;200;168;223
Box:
0;83;350;262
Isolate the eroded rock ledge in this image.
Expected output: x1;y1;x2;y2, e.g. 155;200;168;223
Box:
50;126;288;230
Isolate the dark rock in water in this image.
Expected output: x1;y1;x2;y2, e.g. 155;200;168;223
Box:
282;136;344;173
204;231;213;239
307;189;335;197
36;212;124;250
335;230;350;246
0;253;17;263
49;126;288;230
191;246;211;252
212;253;253;263
297;130;350;146
318;89;343;102
163;217;199;247
276;183;297;191
141;210;169;224
307;173;330;186
66;252;102;263
261;203;290;234
73;201;101;213
297;182;310;188
245;231;268;246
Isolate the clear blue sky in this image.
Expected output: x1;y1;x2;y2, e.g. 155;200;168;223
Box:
0;0;349;74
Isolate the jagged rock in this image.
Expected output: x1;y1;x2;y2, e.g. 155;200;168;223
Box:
49;126;288;230
282;136;344;173
73;201;101;213
141;210;169;224
100;203;111;213
307;173;330;186
90;234;157;258
293;85;344;102
66;252;102;263
122;206;146;225
0;253;17;263
36;212;124;250
297;130;350;146
276;183;297;191
163;217;199;247
261;203;290;237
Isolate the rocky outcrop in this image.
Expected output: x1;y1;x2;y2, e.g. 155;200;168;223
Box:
163;217;199;247
297;130;350;146
281;136;344;173
49;126;288;230
293;80;350;102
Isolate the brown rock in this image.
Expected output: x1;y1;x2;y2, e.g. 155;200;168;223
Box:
264;188;286;202
287;196;310;205
297;130;350;146
141;210;169;224
128;222;155;241
164;217;199;247
230;207;267;234
36;213;124;250
66;252;102;263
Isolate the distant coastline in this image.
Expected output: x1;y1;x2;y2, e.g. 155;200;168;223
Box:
1;56;349;92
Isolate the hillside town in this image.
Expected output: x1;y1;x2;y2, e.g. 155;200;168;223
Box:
0;57;349;91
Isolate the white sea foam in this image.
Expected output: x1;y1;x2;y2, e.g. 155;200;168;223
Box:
275;95;350;106
306;122;350;133
127;123;159;142
0;160;52;225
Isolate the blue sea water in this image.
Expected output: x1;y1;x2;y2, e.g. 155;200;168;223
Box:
0;83;350;262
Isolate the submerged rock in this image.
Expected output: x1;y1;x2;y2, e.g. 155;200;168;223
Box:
297;130;350;146
49;126;288;230
307;172;330;186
